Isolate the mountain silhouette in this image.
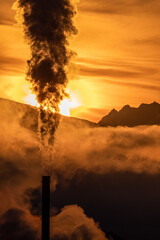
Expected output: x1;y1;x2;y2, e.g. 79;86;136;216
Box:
99;102;160;127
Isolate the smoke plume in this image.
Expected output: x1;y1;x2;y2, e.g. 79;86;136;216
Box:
15;0;78;170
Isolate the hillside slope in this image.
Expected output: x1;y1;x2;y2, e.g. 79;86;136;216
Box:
0;98;97;132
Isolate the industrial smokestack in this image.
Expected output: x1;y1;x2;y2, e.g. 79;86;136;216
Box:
42;176;50;240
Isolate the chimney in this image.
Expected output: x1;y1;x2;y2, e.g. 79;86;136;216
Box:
42;176;50;240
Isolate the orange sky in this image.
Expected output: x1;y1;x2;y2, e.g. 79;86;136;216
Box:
0;0;160;122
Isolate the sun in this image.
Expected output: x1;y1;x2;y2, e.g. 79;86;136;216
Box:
24;93;39;107
59;99;70;116
23;91;81;117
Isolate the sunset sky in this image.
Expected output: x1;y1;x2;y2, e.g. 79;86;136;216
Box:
1;0;160;121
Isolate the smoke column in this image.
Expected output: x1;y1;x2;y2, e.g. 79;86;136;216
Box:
15;0;78;172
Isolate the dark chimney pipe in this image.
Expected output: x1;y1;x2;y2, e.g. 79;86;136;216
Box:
42;176;50;240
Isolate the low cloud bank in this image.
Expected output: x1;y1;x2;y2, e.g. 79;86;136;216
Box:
52;205;108;240
53;124;160;181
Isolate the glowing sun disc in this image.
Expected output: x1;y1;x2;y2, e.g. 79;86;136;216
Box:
59;99;70;116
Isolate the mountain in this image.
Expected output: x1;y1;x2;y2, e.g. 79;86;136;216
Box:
0;98;97;132
99;102;160;127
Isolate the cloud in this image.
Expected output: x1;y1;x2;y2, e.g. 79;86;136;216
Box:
76;58;159;92
0;205;108;240
51;124;160;181
0;99;41;215
133;36;160;46
24;188;41;217
0;208;40;240
77;0;160;15
0;19;15;26
77;0;126;15
78;64;141;78
76;57;157;74
52;205;108;240
0;56;25;75
0;0;16;26
1;100;160;189
100;79;160;92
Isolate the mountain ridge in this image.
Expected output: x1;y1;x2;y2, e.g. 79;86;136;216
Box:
99;101;160;127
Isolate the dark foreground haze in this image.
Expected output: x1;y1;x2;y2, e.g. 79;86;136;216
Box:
0;98;160;240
